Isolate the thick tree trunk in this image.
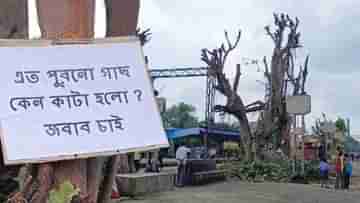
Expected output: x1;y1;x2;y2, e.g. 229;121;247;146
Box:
0;0;28;39
36;0;95;39
87;157;106;203
230;96;253;161
97;1;140;202
238;118;252;161
105;0;140;36
0;0;28;201
269;49;289;151
97;156;120;203
35;1;95;202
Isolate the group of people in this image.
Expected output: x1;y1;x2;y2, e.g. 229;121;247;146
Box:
319;147;353;189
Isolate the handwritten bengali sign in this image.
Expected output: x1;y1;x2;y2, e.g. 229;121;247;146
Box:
0;39;169;165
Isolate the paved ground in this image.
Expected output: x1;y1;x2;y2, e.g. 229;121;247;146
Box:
114;161;360;203
119;181;360;203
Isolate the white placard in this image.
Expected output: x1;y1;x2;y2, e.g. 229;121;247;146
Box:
0;39;169;165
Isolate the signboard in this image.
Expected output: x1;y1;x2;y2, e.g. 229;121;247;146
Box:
0;38;169;165
286;95;311;115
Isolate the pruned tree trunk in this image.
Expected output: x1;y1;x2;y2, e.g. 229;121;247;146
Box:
3;1;141;202
0;0;28;39
21;1;96;202
97;1;140;203
262;14;309;156
105;0;140;36
201;14;309;161
201;32;264;161
0;0;28;201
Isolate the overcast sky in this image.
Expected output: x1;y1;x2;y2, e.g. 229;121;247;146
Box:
28;0;360;137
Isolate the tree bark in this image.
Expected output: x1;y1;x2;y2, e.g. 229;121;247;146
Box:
0;0;28;201
97;1;140;202
36;1;95;202
36;0;95;39
97;156;120;203
0;0;28;38
105;0;140;36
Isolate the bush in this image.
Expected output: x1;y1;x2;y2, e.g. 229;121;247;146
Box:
224;159;321;184
224;142;241;158
224;160;291;182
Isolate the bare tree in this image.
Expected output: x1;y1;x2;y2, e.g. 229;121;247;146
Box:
201;14;310;160
201;31;264;161
261;13;310;154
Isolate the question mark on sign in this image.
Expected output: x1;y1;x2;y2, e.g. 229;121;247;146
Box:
134;89;143;102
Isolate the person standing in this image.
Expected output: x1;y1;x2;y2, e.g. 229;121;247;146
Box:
175;144;191;187
134;151;141;172
335;149;344;189
344;154;353;190
319;158;330;188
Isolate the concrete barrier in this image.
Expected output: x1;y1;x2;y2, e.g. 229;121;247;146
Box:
116;171;176;196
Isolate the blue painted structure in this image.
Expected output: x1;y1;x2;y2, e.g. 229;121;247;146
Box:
165;127;240;141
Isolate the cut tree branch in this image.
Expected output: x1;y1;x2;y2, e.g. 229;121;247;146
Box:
301;55;309;94
136;28;151;46
223;30;241;63
233;64;241;93
263;56;271;84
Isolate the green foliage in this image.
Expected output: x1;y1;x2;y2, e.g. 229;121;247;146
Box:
224;160;291;182
224;142;241;157
161;102;199;128
188;137;202;146
335;117;347;132
304;160;320;181
224;160;321;183
48;181;79;203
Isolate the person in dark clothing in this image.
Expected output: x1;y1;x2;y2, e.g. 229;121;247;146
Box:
344;153;353;190
318;145;326;160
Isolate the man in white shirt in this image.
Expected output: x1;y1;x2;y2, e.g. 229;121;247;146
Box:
175;144;191;186
176;146;191;161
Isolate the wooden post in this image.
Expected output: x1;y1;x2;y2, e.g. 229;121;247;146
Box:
36;0;95;200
